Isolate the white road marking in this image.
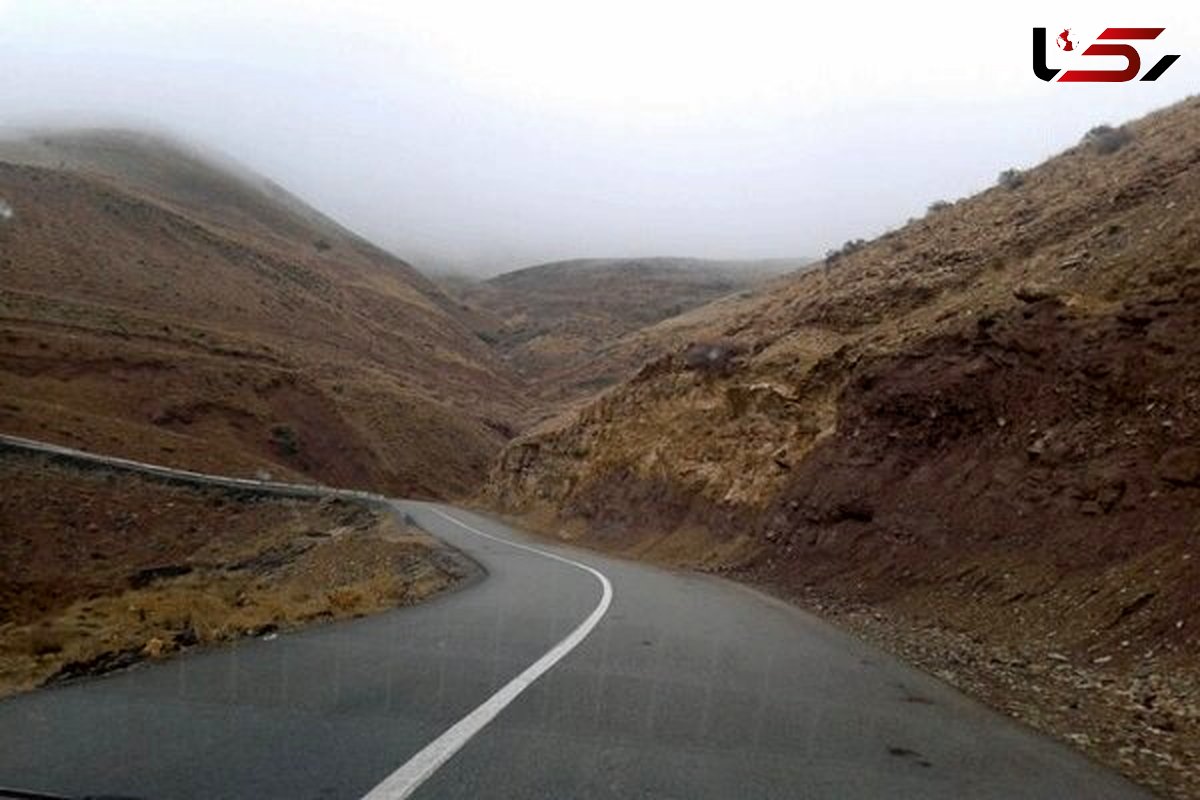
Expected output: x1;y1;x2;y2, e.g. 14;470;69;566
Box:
0;434;612;796
360;506;614;800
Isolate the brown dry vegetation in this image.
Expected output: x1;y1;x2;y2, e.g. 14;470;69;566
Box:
0;131;525;498
0;448;470;697
485;97;1200;796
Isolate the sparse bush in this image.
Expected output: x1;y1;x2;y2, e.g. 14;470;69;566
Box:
682;341;741;376
1083;124;1133;155
313;238;332;252
269;424;299;456
824;238;866;266
927;200;952;214
997;168;1025;190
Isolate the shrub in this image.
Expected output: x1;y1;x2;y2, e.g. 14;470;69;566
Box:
269;424;299;456
682;341;741;376
1083;124;1133;155
997;168;1025;190
927;200;952;214
824;238;867;266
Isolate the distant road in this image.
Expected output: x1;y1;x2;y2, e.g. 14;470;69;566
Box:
0;436;1151;799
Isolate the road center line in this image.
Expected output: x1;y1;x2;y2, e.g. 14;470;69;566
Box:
360;506;614;800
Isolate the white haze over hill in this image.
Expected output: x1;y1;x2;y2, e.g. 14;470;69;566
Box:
0;0;1197;275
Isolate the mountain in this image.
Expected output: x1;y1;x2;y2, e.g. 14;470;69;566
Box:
443;256;810;411
0;130;525;497
483;98;1200;791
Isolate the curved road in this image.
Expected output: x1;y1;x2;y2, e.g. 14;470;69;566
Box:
0;440;1150;799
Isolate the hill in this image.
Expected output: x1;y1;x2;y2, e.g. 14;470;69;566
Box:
0;130;525;497
445;256;809;411
484;98;1200;795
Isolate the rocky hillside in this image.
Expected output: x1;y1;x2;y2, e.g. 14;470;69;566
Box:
0;131;525;496
485;98;1200;795
444;257;808;410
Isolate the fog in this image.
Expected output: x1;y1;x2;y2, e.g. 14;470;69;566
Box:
1;1;1196;275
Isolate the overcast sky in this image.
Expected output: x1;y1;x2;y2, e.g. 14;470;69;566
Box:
0;1;1196;274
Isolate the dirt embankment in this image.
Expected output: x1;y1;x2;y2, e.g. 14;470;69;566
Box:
745;279;1200;798
496;278;1200;797
484;97;1200;797
0;448;471;698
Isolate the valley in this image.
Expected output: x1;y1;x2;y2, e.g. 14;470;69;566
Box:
441;256;808;413
2;98;1198;797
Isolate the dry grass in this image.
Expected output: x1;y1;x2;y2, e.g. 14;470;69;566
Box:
0;449;466;697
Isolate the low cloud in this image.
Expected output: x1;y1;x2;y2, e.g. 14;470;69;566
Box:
0;4;1196;273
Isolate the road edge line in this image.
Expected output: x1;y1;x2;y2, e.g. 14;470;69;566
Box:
360;506;613;800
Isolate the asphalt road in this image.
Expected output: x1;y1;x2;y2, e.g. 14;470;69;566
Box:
0;493;1152;799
